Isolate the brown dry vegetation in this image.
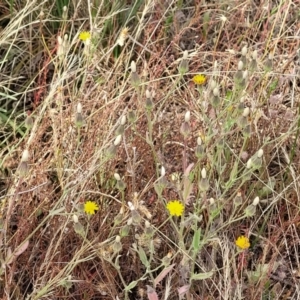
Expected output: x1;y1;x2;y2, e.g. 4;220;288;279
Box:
0;0;300;299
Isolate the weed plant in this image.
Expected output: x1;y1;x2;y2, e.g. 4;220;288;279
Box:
0;1;299;299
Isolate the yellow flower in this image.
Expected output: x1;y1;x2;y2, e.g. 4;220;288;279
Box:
166;200;184;217
79;31;91;42
192;74;206;85
235;235;250;250
84;201;99;215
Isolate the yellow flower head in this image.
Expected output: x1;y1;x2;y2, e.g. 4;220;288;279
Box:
192;74;206;85
235;235;250;250
166;200;184;217
79;31;91;42
84;201;99;215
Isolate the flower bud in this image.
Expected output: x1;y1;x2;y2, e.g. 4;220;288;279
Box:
180;122;191;138
105;144;117;159
144;221;154;236
113;235;122;253
234;192;243;206
116;178;126;191
264;54;273;71
199;173;209;192
74;222;85;236
195;142;205;159
128;110;136;123
145;97;153;110
178;51;189;75
131;209;141;226
244;204;256;217
75;112;84;128
131;72;140;87
212;87;220;107
115;124;125;136
120;224;131;237
25;114;33;129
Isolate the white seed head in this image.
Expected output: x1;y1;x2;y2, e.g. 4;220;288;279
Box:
121;115;126;125
72;214;79;223
243;70;248;79
213;87;219;96
214;60;218;70
117;27;129;46
57;35;63;45
241;45;248;56
246;158;252;169
127;218;133;225
115;235;121;242
257;148;263;158
128;201;135;211
201;168;207;179
227;49;236;55
131;61;136;72
145;220;150;228
64;34;68;41
114;173;121;181
268;52;274;60
146;89;151;99
183;50;188;60
114;134;122;146
252;50;258;60
252;196;260;206
238;60;244;70
209;198;215;205
185;111;191;122
21;149;29;162
242;107;250;117
210;79;217;89
197;137;202;145
63;6;67;12
161;166;166;177
39;10;44;18
77;102;82;114
219;14;227;23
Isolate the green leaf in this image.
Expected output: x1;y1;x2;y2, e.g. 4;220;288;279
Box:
192;228;201;252
191;270;214;281
138;246;149;268
125;280;138;291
